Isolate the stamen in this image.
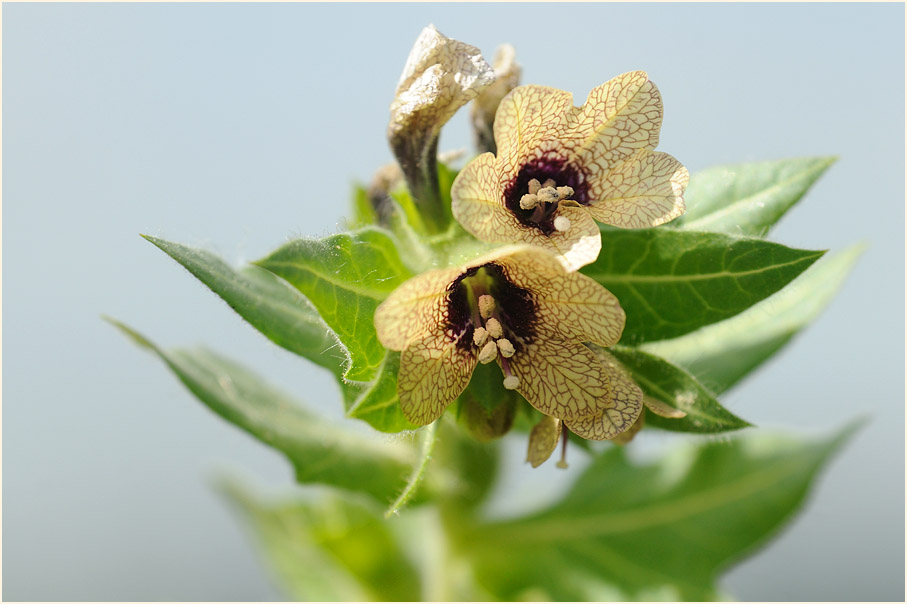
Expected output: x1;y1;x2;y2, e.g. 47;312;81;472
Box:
501;356;519;390
485;317;503;339
556;422;569;469
520;193;539;210
478;295;496;320
542;178;556;189
477;340;498;364
553;215;571;232
527;178;542;195
536;187;559;204
473;326;488;346
556;185;574;199
496;338;515;358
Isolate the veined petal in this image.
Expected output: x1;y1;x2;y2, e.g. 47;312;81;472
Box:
587;149;688;228
567;71;663;179
526;415;562;468
497;248;624;345
399;331;477;425
374;266;462;351
493;85;575;174
508;338;611;420
565;346;643;440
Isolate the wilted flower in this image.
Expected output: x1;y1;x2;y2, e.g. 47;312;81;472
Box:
374;246;632;429
471;44;521;155
388;25;494;232
452;71;689;270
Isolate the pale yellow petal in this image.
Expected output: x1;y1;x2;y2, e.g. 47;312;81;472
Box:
526;415;562;468
587;149;688;228
398;331;477;425
493;85;575;173
508;339;611;420
374;266;462;351
452;165;601;271
497;247;624;345
610;411;645;445
566;72;663;179
563;349;643;440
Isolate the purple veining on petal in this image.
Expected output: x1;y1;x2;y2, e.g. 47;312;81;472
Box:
502;155;590;235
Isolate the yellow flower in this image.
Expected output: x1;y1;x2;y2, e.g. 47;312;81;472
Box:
374;246;634;429
451;71;689;271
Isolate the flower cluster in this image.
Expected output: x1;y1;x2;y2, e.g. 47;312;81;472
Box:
377;26;688;466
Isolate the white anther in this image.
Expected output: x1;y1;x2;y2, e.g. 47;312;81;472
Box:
520;193;539;210
536;187;559;203
553;215;571;232
556;185;574;200
503;375;520;390
473;326;488;347
478;295;496;320
527;178;542;195
542;178;556;189
496;338;515;358
485;317;503;339
477;340;498;364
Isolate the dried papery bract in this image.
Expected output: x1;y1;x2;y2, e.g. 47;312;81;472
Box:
471;44;521;155
388;25;494;233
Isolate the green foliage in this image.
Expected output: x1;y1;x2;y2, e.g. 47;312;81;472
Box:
675;156;837;236
106;318;414;503
610;346;751;432
221;479;421;601
465;426;854;601
142;235;345;379
125;151;861;601
641;244;864;393
582;229;825;344
255;227;413;382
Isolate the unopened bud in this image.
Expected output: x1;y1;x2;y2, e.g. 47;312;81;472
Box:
485;317;503;339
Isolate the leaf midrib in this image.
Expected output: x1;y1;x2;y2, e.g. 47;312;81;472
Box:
261;259;396;300
586;254;819;284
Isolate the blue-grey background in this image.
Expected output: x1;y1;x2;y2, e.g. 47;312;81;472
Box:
4;3;904;601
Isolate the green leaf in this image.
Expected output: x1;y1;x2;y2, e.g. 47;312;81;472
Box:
221;479;421;601
582;229;825;344
465;425;856;601
610;346;751;433
255;227;413;382
106;319;413;503
640;244;864;394
675;156;837;237
346;352;417;433
350;184;378;228
142;235;345;378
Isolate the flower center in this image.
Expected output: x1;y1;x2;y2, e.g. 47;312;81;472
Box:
518;178;575;233
502;156;589;236
445;263;536;391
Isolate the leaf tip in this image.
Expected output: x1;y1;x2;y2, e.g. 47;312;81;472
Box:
102;315;158;353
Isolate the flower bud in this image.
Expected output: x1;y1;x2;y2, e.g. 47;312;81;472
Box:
526;415;561;468
471;44;521;155
388;25;494;233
